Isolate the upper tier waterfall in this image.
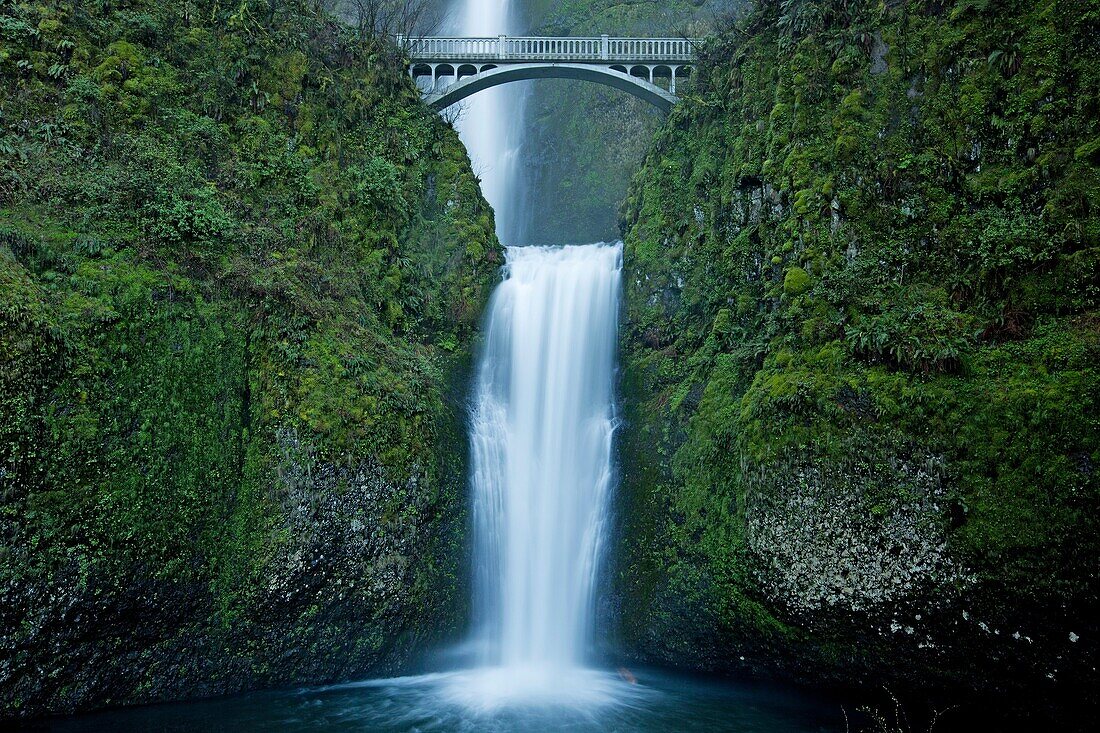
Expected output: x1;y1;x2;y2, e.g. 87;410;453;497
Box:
449;0;528;244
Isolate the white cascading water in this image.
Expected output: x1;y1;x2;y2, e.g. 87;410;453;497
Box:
443;0;628;707
448;0;528;243
469;243;622;677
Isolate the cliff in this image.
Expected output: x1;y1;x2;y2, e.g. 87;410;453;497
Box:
0;0;500;718
616;0;1099;723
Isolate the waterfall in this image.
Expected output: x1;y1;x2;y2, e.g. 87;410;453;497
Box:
448;0;529;244
469;243;622;679
448;0;624;703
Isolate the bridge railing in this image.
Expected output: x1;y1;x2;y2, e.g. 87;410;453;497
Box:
401;35;698;63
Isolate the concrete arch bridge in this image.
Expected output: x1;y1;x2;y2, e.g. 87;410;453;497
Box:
401;35;699;113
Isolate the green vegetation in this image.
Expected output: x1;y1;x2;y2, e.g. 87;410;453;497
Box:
0;0;499;718
617;0;1099;719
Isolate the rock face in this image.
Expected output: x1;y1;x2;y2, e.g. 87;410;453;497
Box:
614;0;1099;725
0;0;499;719
745;455;967;616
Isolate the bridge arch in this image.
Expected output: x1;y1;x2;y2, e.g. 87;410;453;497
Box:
425;63;679;112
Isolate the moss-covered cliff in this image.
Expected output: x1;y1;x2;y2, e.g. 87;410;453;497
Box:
0;0;500;719
616;0;1099;721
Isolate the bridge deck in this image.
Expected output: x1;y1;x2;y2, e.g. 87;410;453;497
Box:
403;35;697;64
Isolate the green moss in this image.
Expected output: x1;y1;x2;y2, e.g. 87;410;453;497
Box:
0;0;500;718
782;266;811;296
616;0;1100;709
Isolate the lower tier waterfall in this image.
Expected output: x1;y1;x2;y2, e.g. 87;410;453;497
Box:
468;242;622;680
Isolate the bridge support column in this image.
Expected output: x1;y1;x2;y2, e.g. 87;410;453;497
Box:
670;65;678;94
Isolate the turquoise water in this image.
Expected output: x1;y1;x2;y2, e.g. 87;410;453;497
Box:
25;667;847;732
